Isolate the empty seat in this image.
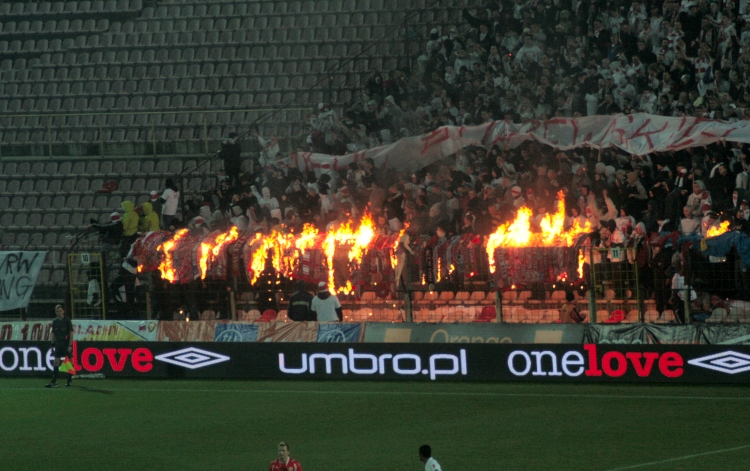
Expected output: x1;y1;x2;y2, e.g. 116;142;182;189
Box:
13;213;28;227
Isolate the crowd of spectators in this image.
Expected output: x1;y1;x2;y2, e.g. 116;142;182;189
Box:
93;0;750;320
167;133;750;321
303;0;750;154
192;138;750;240
177;0;750;243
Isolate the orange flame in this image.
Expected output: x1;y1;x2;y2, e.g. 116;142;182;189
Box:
151;192;592;286
156;228;188;282
199;227;239;280
390;223;410;269
323;214;376;293
347;213;376;265
706;220;731;238
246;224;321;285
486;191;591;273
578;250;585;279
248;231;292;284
294;223;320;253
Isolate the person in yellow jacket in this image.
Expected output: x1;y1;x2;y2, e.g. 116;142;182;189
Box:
138;202;160;233
120;200;139;257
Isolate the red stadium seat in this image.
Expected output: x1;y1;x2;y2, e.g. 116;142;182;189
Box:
474;306;496;323
258;310;277;322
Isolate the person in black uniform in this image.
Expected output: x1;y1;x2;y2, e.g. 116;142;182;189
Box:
287;280;314;321
46;305;74;388
219;132;242;188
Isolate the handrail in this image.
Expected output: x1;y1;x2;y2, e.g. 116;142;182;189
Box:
0;106;312;161
0;107;311;119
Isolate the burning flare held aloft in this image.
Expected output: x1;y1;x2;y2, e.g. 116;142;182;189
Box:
143;192;593;288
322;213;376;294
199;226;239;280
245;215;376;293
156;228;189;283
706;220;731;238
485;191;591;274
246;223;319;285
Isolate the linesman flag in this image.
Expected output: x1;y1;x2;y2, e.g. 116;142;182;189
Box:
59;357;76;376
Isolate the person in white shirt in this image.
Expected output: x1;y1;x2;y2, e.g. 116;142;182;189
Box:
160;178;180;229
310;282;342;322
679;205;701;236
686;180;711;218
253;186;280;216
514;34;542;67
584;89;599;116
419;445;442;471
736;163;749;190
602;220;626;260
256;134;280;167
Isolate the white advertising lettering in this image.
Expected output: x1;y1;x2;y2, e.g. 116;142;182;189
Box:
18;347;47;371
309;353;348;374
348;350;377;374
508;345;684;378
531;351;563;377
561;351;585;377
0;346;19;371
279;348;468;380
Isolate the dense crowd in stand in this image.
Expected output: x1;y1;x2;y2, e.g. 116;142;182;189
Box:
305;0;750;152
91;0;750;321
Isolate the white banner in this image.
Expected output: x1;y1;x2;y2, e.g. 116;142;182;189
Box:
0;251;46;311
282;113;750;174
0;320;159;341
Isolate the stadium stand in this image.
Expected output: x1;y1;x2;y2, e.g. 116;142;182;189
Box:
0;0;469;315
0;0;460;157
3;0;750;325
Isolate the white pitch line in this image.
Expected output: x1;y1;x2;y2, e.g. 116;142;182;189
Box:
2;387;750;401
603;444;750;470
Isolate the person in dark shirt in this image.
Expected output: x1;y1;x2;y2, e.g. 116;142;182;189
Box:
287;280;314;321
219;132;242;188
46;305;74;388
90;212;123;245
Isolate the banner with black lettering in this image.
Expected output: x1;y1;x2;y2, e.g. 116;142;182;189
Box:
0;252;46;311
3;341;750;383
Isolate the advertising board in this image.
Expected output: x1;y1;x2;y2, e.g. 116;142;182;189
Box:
363;323;584;344
0;320;159;341
3;342;750;383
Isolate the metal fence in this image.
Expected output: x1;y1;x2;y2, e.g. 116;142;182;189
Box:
8;232;750;324
590;247;643;323
67;251;108;319
683;242;750;323
0;107;310;158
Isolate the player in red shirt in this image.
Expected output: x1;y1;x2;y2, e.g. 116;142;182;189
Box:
268;442;303;471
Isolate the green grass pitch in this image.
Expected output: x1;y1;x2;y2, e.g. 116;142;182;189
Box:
1;379;749;470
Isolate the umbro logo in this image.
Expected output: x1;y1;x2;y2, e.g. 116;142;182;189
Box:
688;351;750;375
155;347;230;370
